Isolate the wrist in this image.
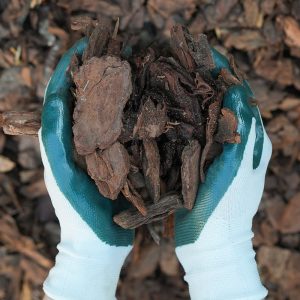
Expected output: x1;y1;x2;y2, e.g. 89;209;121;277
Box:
176;238;267;300
44;242;131;300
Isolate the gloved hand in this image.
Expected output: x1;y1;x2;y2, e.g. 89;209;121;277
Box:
175;49;272;300
39;39;134;300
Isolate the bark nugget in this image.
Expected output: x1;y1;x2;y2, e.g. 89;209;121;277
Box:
72;56;132;155
181;140;201;210
70;21;241;231
85;141;130;200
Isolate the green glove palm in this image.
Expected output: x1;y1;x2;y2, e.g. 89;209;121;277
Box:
41;38;133;246
40;39;133;300
174;48;271;300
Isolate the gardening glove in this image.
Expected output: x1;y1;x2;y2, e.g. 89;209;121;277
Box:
39;38;134;300
175;49;272;300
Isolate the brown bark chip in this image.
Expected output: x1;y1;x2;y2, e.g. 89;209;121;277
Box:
142;139;161;203
113;193;183;229
187;33;215;71
170;25;196;72
181;140;201;210
85;141;130;200
215;108;241;144
0;111;41;136
133;96;168;139
82;20;112;62
121;180;147;216
72;56;132;155
219;68;241;86
200;99;222;182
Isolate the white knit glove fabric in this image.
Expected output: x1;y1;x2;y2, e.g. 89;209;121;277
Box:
39;131;132;300
176;119;271;300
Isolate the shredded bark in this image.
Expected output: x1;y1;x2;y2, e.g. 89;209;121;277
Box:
82;20;112;62
69;23;242;230
181;140;201;210
219;68;242;86
85;141;130;200
170;25;196;72
215;108;241;144
133;96;168;139
72;55;132;155
142;139;161;203
113;193;183;229
0;111;40;136
121;180;147;216
200;99;222;182
187;33;215;71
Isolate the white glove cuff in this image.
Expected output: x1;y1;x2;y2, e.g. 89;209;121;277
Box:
176;239;267;300
44;246;131;300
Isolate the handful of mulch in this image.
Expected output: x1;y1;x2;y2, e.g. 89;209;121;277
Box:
71;19;242;230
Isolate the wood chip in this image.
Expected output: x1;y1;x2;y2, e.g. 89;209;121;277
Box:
181;140;201;210
128;170;146;190
121;180;147;216
200;99;222;182
82;20;112;62
277;16;300;49
170;24;196;72
133;96;168;139
113;193;183;229
73;55;132;155
215;108;241;144
187;33;215;71
142;139;160;202
85;141;130;199
219;68;241;86
0;111;40;136
0;215;52;269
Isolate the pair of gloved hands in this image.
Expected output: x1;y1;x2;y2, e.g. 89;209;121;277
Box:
40;38;272;300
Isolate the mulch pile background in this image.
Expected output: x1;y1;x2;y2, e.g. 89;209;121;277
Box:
0;1;299;299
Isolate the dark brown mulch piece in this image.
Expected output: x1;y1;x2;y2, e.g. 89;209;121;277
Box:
148;60;202;130
121;180;147;216
165;165;180;192
181;140;201;210
82;20;112;62
215;108;241;144
219;68;242;86
113;193;183;229
127;170;146;190
133;96;168;139
142;139;161;203
107;19;122;57
72;55;132;155
229;55;246;82
194;73;215;108
71;16;97;36
0;111;41;136
163;214;175;239
170;25;196;72
85;141;130;200
200;99;222;182
186;33;215;72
